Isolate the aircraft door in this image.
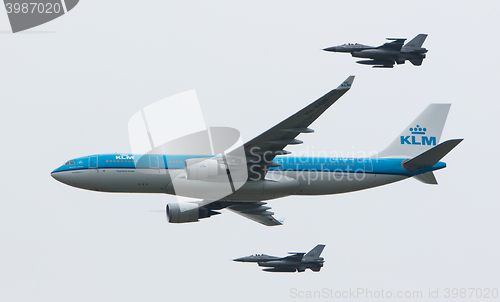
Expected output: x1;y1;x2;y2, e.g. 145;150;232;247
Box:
89;156;98;169
364;159;373;172
150;155;159;169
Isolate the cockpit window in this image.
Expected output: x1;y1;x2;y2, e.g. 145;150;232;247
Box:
64;161;75;165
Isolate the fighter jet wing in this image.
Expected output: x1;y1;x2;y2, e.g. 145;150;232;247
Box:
226;202;282;226
230;76;355;180
378;38;406;51
283;253;306;262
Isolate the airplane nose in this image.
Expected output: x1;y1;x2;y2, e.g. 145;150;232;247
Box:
51;169;70;184
323;46;337;52
233;257;246;262
51;171;62;182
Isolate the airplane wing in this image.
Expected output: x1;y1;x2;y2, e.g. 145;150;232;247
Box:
283;253;306;262
226;202;282;226
231;75;355;180
378;38;406;51
193;76;355;226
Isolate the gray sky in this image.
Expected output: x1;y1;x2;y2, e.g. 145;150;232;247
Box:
1;1;499;301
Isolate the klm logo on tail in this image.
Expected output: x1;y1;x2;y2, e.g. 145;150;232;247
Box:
401;125;436;145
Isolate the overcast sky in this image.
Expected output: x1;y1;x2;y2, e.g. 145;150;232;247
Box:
1;1;499;301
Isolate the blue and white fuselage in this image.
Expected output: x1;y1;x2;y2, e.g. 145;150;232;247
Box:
51;154;446;200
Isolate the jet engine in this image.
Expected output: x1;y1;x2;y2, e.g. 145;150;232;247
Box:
184;158;227;180
166;202;220;223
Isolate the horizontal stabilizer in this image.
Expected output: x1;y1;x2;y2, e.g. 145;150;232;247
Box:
403;139;463;171
413;171;438;184
410;58;424;66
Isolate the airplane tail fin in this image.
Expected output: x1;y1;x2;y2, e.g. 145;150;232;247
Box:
377;104;451;158
403;34;428;50
303;244;325;261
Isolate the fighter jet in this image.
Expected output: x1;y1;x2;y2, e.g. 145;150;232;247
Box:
233;244;325;272
323;34;428;68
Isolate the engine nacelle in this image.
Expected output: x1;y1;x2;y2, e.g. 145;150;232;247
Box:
166;202;219;223
184;158;226;180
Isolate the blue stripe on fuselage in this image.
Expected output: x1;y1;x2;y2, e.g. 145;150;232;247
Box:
51;154;446;176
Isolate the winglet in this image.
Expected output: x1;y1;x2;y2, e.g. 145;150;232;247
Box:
335;76;355;90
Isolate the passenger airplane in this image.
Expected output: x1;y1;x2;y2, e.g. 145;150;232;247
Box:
51;76;462;226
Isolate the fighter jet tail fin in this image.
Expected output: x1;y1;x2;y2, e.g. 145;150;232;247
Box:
403;34;428;50
303;244;325;261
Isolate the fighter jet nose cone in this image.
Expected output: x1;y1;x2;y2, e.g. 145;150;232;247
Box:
233;258;245;262
323;47;336;52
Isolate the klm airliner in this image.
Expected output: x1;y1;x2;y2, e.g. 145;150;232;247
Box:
51;76;462;226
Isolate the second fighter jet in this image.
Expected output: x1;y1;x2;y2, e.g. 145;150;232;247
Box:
324;34;428;68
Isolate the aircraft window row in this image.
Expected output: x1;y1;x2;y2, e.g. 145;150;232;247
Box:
286;162;354;166
106;160;134;163
104;159;182;164
102;160;356;166
64;161;75;165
